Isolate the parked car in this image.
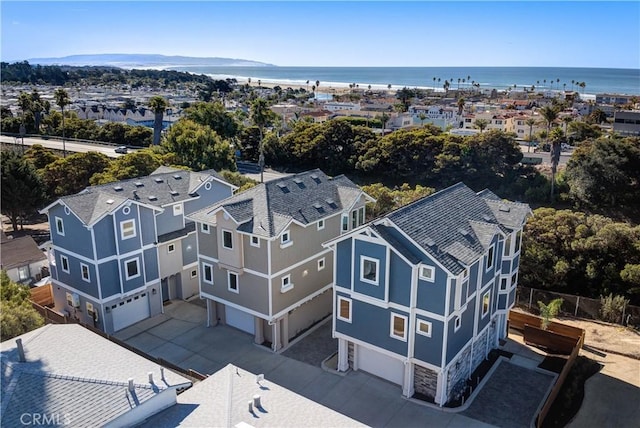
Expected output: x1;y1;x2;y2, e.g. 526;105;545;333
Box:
114;146;128;154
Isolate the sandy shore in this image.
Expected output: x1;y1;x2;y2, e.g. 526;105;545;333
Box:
242;78;358;95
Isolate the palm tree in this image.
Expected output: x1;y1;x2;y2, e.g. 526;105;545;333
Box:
457;78;461;91
579;81;586;94
418;112;427;127
250;98;274;183
571;80;575;91
54;88;71;157
474;118;489;133
148;96;168;146
306;80;309;92
387;84;392;90
432;77;436;88
525;118;537;152
456;97;465;115
548;127;564;201
562;116;573;134
368;84;371;91
316;80;320;94
380;112;390;136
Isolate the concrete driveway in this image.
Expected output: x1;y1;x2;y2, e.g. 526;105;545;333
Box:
115;301;494;427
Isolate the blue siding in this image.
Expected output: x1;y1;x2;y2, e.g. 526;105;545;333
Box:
140;207;156;246
414;316;444;367
94;217;116;260
50;205;94;258
498;293;507;310
501;260;511;274
156;209;183;236
99;260;121;298
144;248;159;282
416;262;448;316
508;288;516;307
513;253;520;270
184;180;233;214
182;234;197;265
114;205;142;255
336;295;408;357
336;240;352;288
55;251;100;299
446;296;475;365
121;254;144;292
353;239;387;300
388;252;411;307
468;262;479;297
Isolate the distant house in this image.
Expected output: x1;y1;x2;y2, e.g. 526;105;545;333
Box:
613;110;640;136
1;324;192;427
39;167;235;333
141;364;363;427
324;183;531;405
300;110;334;123
188;169;373;350
0;233;48;285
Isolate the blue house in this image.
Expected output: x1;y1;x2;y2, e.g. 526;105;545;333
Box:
324;183;531;405
40;167;235;333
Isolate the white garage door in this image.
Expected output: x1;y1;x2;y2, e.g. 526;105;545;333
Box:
357;345;404;385
112;293;150;332
225;305;255;335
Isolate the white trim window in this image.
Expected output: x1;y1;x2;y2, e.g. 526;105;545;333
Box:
341;214;349;233
60;255;70;273
250;236;260;247
511;272;518;288
454;316;462;332
485;245;495;271
317;257;325;271
228;271;239;293
500;277;508;291
337;296;352;323
55;216;65;236
419;265;435;282
173;204;183;216
17;266;29;281
281;274;293;293
390;313;408;341
80;263;90;282
222;230;233;250
515;230;522;253
317;219;325;230
280;230;292;247
416;319;432;337
120;219;136;240
201;223;210;234
360;256;379;285
124;258;140;280
168;243;175;253
504;234;512;257
202;263;213;284
482;290;491;317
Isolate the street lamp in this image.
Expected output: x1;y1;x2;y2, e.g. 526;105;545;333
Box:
19;123;26;154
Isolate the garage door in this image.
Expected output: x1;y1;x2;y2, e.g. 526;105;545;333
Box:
112;293;150;332
225;305;255;334
357;345;404;385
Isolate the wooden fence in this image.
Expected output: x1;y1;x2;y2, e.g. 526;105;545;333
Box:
30;283;54;307
508;310;585;428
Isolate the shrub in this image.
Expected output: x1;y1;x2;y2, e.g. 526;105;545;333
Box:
599;293;629;323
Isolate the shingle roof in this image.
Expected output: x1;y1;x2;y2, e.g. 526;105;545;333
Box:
189;169;364;238
55;169;231;226
0;236;46;269
140;364;364;428
384;183;531;274
1;324;191;428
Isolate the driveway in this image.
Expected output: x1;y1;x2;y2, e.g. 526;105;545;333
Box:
115;301;493;427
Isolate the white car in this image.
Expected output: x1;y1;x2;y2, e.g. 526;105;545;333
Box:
114;146;128;154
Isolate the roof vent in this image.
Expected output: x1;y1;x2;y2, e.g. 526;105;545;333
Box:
113;186;123;192
499;205;511;213
293;178;305;188
106;199;115;205
458;228;470;236
154;178;164;183
135;182;144;187
313;203;324;211
482;214;492;222
325;198;337;208
170;191;179;196
148;195;157;201
276;183;290;193
173;174;182;180
425;237;436;247
310;174;321;184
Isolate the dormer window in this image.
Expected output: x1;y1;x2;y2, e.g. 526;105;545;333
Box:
173;204;183;216
317;219;325;230
222;230;233;250
121;219;136;240
485;245;495;271
419;265;435;282
360;256;379;285
55;217;65;236
281;230;292;247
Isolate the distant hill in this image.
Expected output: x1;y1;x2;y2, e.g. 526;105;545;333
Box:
25;54;274;68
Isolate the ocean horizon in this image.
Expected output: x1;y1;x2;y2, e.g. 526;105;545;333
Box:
167;65;640;96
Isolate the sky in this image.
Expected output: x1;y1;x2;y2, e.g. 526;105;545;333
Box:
1;1;639;68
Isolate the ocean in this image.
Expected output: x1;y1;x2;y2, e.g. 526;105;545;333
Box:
168;66;640;96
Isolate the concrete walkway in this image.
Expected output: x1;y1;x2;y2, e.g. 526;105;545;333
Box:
115;301;494;427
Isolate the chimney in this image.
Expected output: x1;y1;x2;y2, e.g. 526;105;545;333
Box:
128;378;134;392
16;339;25;362
148;372;154;384
248;401;253;413
160;367;165;381
253;395;261;408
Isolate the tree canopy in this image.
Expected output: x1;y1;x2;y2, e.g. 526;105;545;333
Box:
1;150;46;231
1;270;44;340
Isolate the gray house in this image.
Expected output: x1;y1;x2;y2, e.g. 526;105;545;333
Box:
188;169;373;350
39;167;235;333
324;183;530;405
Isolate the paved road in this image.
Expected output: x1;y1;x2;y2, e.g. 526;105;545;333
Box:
518;143;573;166
1;135;131;158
